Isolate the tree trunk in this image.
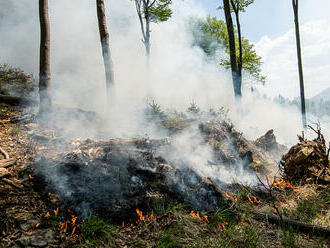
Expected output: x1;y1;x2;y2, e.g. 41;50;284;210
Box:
144;2;151;59
145;17;151;58
96;0;114;95
223;0;240;98
292;0;307;128
39;0;51;113
233;7;242;97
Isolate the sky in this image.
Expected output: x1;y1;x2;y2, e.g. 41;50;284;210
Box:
0;0;329;100
196;0;330;98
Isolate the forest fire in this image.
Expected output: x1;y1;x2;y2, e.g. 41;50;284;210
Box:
45;208;81;235
247;194;263;205
223;191;237;201
270;177;297;190
135;209;155;223
189;211;209;224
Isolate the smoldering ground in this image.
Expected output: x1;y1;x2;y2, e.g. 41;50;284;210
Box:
0;0;329;217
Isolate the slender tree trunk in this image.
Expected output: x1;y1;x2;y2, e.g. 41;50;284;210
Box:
96;0;114;95
39;0;51;112
145;16;151;58
233;7;243;97
144;1;151;59
292;0;307;128
223;0;240;98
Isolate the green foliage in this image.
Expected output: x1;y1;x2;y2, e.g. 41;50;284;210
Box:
187;102;200;114
218;0;255;13
149;0;172;23
217;226;259;248
191;16;265;83
0;64;36;96
158;223;184;248
282;225;299;248
79;216;116;247
9;125;20;136
145;100;168;122
210;208;233;228
294;199;319;223
152;199;176;216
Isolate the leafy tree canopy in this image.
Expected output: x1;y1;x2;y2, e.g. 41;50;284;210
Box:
149;0;172;22
191;16;265;83
218;0;255;13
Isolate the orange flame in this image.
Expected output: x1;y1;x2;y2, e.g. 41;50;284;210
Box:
190;210;201;220
28;174;33;180
71;216;77;225
270;177;297;190
54;208;59;216
247;194;263;205
217;223;226;231
136;209;145;221
60;222;66;230
122;221;125;227
223;191;237;201
72;226;76;235
45;211;50;217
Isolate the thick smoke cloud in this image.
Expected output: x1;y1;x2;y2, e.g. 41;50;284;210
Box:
0;1;328;145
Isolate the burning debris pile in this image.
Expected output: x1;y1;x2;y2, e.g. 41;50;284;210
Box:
34;138;227;220
280;127;330;184
30;118;286;221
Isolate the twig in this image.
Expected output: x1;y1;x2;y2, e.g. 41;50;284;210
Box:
0;147;9;159
2;178;23;189
0;158;16;168
256;172;284;224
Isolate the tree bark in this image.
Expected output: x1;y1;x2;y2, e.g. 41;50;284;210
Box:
231;0;243;97
292;0;307;128
144;1;151;58
223;0;241;98
96;0;114;95
39;0;51;113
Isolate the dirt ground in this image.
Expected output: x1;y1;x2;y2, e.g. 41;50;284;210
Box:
0;103;329;248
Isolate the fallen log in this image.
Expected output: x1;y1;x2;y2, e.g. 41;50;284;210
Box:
0;147;10;159
0;94;37;106
251;211;330;237
0;158;16;168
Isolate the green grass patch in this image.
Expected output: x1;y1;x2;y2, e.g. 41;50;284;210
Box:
9;125;20;136
282;225;299;248
216;226;260;248
78;216;116;247
157;223;184;248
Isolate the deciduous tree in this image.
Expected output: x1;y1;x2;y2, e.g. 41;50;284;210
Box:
221;0;255;99
191;16;264;85
133;0;172;58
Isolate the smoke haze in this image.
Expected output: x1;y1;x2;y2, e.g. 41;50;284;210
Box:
0;0;329;162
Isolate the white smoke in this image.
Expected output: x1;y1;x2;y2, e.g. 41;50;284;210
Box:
0;0;328;187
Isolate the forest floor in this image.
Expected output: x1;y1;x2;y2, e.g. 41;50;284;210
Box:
0;103;329;248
